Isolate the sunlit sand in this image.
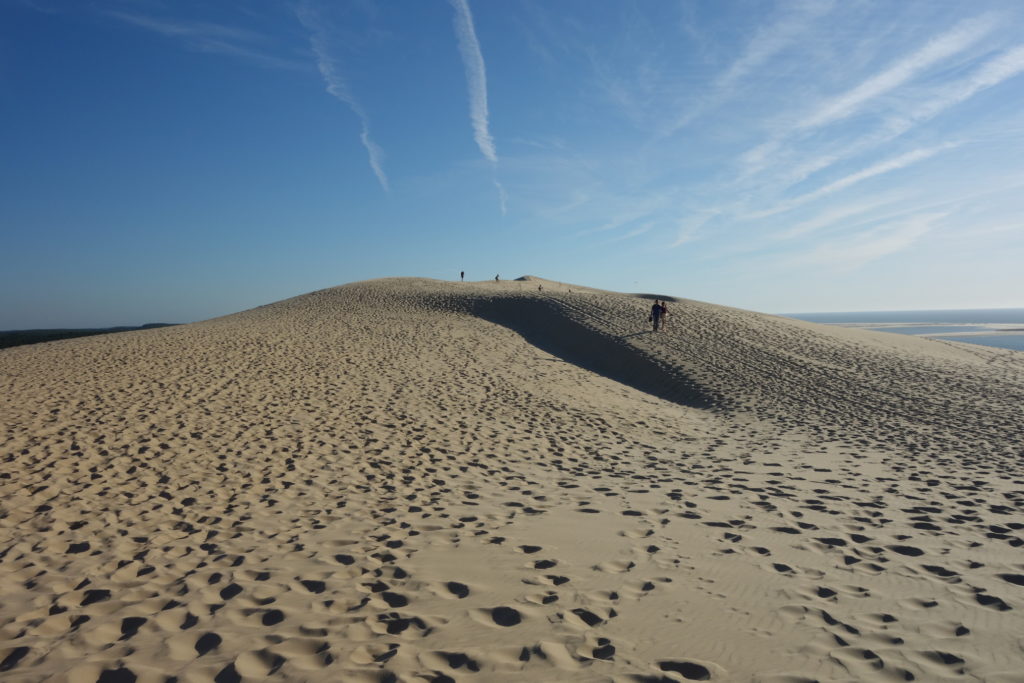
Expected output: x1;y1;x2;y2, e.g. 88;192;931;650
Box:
2;277;1022;681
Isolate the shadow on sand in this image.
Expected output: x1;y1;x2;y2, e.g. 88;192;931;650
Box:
466;296;716;410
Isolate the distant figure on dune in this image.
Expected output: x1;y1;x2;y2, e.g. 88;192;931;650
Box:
660;301;669;329
460;271;464;281
538;285;543;292
650;300;666;332
495;274;500;282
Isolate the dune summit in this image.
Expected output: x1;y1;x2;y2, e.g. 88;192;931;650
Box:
2;276;1023;682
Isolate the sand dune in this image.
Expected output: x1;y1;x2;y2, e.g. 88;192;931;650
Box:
2;276;1023;682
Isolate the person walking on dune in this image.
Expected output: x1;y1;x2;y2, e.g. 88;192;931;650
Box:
660;300;669;330
650;300;664;332
461;271;464;281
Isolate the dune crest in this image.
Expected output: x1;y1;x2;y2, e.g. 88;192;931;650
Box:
2;277;1023;681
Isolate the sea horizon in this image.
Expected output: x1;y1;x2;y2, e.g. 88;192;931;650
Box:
782;308;1024;352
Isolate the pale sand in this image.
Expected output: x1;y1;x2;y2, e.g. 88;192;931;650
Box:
2;276;1023;682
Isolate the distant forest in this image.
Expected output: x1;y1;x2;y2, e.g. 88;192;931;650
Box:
0;324;175;350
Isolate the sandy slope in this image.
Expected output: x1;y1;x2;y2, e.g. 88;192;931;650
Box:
2;276;1023;682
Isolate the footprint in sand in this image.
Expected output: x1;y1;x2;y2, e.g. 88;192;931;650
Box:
468;606;524;627
656;659;718;680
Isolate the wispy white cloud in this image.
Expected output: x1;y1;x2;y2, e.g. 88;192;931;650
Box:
796;13;997;132
717;2;834;93
739;139;782;176
105;11;305;70
800;144;955;200
746;42;1024;197
603;222;653;245
750;143;958;219
775;195;899;240
784;175;1024;245
889;43;1024;131
579;191;675;236
494;179;508;215
449;0;507;212
449;0;497;163
739;13;997;178
296;3;389;191
795;212;945;270
671;210;719;248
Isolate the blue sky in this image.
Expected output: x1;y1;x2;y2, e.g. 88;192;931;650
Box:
2;0;1023;328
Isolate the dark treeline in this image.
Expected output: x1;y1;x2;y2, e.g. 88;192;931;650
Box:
0;323;175;350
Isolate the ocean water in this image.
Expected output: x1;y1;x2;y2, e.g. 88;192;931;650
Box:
787;308;1024;324
933;334;1024;352
856;325;993;335
782;308;1024;353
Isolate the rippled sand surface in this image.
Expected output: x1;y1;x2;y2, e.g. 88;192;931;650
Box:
2;277;1023;682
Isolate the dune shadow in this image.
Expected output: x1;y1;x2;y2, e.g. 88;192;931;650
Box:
629;293;682;303
467;296;716;410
